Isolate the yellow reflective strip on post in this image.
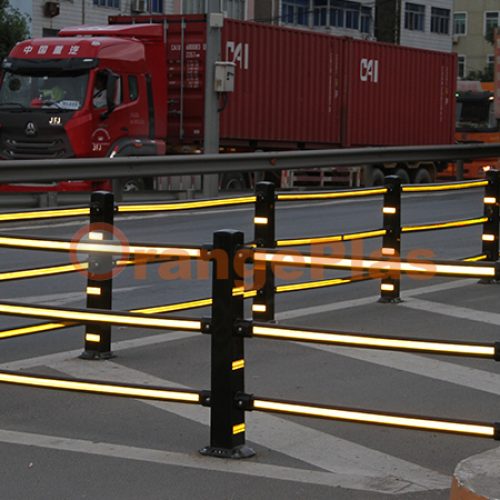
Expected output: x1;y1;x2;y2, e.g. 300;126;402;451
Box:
251;302;267;312
232;359;245;371
232;423;246;435
252;400;495;437
0;372;200;403
402;181;488;193
86;287;101;296
0;304;202;331
85;333;101;342
0;208;89;223
277;188;387;201
118;197;256;213
252;325;495;357
254;217;268;224
382;248;396;256
89;231;104;240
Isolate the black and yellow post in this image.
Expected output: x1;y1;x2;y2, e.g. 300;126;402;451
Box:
253;181;276;322
480;169;500;282
80;191;115;360
379;175;402;303
200;230;255;459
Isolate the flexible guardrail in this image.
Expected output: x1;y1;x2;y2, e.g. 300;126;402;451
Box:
0;172;498;458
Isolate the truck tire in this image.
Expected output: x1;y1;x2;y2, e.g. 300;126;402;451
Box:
394;168;410;185
122;178;145;192
371;167;385;186
221;172;246;191
413;168;432;184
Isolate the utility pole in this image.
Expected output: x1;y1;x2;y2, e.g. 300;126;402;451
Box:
203;0;223;198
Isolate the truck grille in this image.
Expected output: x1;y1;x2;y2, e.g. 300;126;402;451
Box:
2;137;70;159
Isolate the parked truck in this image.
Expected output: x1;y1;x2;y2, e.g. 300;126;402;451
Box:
439;80;500;180
0;14;456;191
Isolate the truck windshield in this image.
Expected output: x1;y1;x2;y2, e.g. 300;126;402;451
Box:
0;71;88;111
456;96;496;131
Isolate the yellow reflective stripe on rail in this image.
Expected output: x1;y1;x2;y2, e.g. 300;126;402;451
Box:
402;217;488;233
118;197;256;213
402;181;488;193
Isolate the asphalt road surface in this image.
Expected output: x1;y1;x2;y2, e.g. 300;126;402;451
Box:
0;188;498;499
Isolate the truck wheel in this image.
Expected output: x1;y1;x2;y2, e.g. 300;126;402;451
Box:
413;168;432;184
371;167;385;186
221;173;246;191
122;178;145;192
394;168;410;184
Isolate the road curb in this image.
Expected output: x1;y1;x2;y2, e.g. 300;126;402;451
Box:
450;446;500;500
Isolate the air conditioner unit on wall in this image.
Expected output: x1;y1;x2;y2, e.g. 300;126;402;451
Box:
452;34;460;44
131;0;146;13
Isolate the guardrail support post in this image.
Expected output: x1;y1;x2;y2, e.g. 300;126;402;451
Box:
200;230;255;459
481;169;500;281
253;182;276;322
379;175;402;303
80;191;115;360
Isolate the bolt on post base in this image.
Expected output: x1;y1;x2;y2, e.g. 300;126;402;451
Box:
79;350;115;360
199;444;255;459
477;278;499;285
378;296;403;304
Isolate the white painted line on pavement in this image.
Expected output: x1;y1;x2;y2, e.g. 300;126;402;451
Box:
49;358;450;494
0;428;429;494
401;298;500;326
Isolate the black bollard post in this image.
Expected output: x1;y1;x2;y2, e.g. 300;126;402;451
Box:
200;230;255;459
379;176;402;303
80;191;115;360
253;182;276;322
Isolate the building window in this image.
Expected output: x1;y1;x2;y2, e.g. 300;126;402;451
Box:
283;0;309;26
404;2;425;31
487;54;495;76
453;12;467;35
93;0;120;8
222;0;246;19
360;6;371;33
485;12;500;39
457;55;465;79
430;7;449;34
150;0;163;13
182;0;205;13
312;1;371;32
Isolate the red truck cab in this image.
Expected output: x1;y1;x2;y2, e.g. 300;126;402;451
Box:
0;24;166;189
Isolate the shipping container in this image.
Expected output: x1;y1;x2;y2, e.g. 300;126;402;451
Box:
111;15;456;151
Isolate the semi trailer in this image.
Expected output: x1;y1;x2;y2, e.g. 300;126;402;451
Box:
0;14;456;191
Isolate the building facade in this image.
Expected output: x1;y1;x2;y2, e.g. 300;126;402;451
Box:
376;0;453;52
453;0;500;80
18;0;253;38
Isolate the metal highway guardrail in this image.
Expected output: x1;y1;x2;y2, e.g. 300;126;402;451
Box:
1;143;500;183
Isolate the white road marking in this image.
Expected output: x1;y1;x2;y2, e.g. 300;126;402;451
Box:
401;297;500;325
48;358;450;494
0;428;434;494
276;279;474;321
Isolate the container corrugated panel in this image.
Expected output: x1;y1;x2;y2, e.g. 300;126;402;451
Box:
343;39;456;147
220;20;343;147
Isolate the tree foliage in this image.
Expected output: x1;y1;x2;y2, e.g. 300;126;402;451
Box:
0;0;30;61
